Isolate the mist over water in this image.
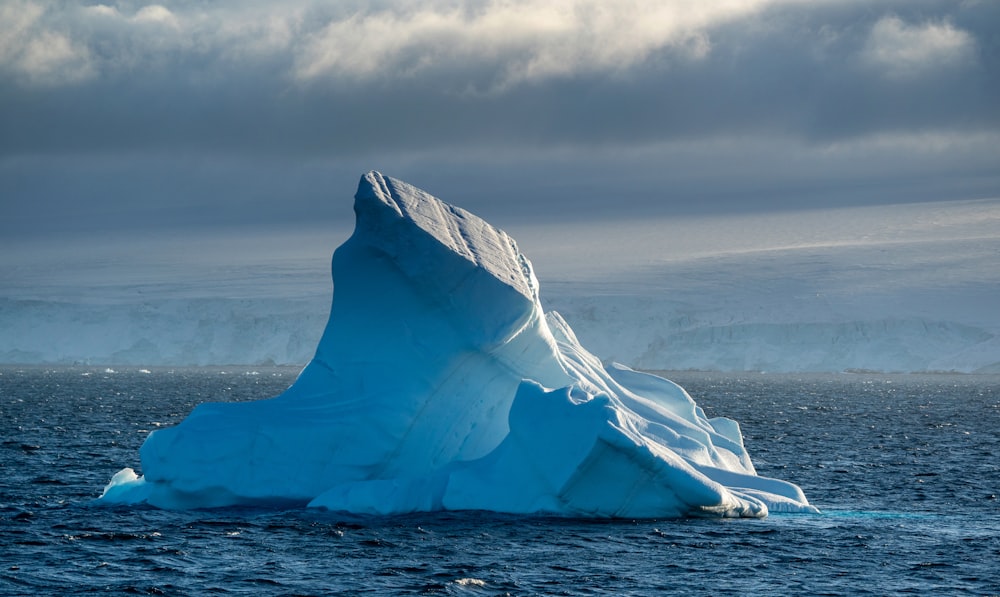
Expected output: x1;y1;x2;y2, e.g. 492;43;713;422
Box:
2;368;997;595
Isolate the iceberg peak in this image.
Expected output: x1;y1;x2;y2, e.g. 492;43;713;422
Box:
100;171;816;518
353;170;539;303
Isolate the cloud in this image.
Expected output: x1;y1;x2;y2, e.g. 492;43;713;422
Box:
0;0;93;85
1;1;776;89
133;4;178;26
292;0;755;88
863;15;975;78
84;3;180;27
1;0;998;238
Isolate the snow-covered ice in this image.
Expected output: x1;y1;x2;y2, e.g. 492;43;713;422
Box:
99;171;816;517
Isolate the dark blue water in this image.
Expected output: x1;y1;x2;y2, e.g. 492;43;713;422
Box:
2;367;998;595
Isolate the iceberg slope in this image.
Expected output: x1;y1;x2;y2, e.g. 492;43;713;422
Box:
101;171;815;517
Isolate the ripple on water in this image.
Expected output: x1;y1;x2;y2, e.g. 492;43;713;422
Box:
1;369;999;595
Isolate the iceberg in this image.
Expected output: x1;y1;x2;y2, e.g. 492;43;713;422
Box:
100;171;816;517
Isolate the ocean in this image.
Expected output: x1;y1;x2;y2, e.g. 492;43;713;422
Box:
1;367;998;596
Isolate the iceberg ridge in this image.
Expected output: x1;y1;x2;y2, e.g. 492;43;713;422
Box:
100;171;816;518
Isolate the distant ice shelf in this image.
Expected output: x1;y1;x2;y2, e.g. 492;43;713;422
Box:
98;171;817;517
3;295;997;373
0;297;327;367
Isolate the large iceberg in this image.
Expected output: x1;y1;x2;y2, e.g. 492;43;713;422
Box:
101;171;816;517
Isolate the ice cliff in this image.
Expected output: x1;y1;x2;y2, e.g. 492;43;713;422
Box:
100;171;816;517
4;297;996;372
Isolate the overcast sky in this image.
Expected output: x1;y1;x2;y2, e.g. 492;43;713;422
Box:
2;0;999;241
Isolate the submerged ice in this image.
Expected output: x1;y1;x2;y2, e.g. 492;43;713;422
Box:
101;171;816;517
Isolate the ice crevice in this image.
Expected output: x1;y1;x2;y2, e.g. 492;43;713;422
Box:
100;171;817;518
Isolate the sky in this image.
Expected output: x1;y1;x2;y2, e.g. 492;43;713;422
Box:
2;0;999;241
1;0;999;372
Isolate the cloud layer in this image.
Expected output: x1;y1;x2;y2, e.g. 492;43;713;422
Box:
2;0;998;235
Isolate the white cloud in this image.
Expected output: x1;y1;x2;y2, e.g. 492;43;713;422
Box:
0;0;93;85
292;0;769;86
0;2;183;86
133;5;177;26
87;5;119;18
7;0;771;89
1;1;988;93
76;2;296;77
1;0;996;166
0;1;45;59
863;15;975;78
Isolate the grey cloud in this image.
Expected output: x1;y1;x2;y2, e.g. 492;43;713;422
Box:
1;0;998;238
5;132;997;240
2;0;996;156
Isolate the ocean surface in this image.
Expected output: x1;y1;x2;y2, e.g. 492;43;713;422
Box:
1;367;998;596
